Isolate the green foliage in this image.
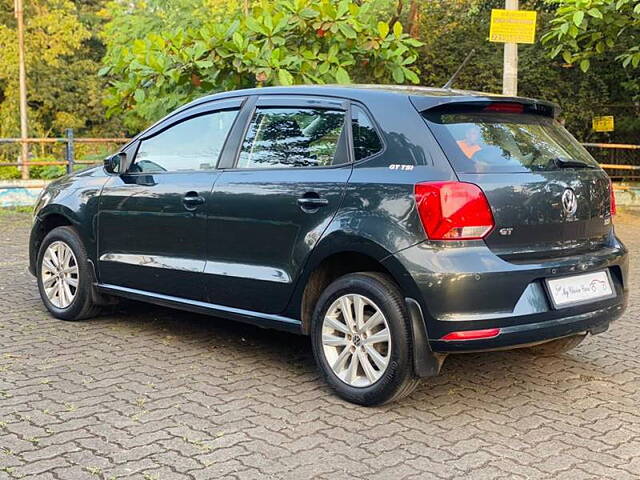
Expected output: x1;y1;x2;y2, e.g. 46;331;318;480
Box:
415;0;638;142
0;0;123;143
101;0;422;130
542;0;640;75
0;161;90;180
0;166;21;180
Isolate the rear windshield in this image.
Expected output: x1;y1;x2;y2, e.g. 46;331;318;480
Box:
423;111;599;173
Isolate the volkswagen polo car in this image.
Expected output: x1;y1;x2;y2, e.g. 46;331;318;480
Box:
29;85;628;405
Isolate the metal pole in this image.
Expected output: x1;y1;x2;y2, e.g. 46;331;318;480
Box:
15;0;29;179
502;0;518;96
66;129;74;174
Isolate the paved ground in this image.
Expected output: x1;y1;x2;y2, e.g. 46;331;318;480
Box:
1;210;639;480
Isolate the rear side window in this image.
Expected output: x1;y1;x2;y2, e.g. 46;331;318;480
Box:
237;107;346;169
133;110;238;173
423;111;599;173
351;105;383;160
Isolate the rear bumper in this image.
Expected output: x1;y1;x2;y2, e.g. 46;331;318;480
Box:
384;234;629;354
429;299;626;352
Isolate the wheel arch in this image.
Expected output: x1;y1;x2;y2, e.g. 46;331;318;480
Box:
29;206;79;275
288;233;423;335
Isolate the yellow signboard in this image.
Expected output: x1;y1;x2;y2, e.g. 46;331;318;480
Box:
489;9;537;44
592;116;614;132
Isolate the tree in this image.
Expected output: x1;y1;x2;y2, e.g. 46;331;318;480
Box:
413;0;638;142
0;0;122;141
100;0;422;130
541;0;640;77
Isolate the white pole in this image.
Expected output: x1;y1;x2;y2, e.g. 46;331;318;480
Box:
15;0;29;179
502;0;518;96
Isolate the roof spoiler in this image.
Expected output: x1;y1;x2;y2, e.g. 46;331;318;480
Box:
410;96;560;119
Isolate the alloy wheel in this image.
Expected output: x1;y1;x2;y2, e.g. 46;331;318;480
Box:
321;293;391;388
41;241;79;309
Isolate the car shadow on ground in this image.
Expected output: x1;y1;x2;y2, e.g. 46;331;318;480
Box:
85;299;607;408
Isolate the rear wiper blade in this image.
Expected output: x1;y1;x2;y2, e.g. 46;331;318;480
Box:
552;157;597;169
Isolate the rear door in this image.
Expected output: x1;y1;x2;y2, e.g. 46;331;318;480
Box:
97;98;243;300
422;102;613;262
204;95;352;313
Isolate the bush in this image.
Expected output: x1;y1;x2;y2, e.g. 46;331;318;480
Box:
0;166;21;180
0;159;85;181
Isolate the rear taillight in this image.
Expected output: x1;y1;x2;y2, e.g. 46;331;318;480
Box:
414;182;495;240
608;178;617;216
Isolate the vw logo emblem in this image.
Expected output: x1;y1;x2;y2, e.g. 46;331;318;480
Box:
561;188;578;216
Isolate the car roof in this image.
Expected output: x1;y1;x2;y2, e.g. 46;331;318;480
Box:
179;84;559;116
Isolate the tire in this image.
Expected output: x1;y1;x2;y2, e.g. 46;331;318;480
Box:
526;334;586;356
36;226;101;321
311;272;420;406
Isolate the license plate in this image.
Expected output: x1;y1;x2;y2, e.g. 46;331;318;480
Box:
546;270;615;309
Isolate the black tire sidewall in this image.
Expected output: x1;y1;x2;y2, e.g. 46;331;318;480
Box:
311;273;414;406
36;226;94;321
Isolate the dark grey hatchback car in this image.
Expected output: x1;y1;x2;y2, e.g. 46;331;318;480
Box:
29;85;628;405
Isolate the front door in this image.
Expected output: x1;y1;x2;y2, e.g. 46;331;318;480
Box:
205;95;353;313
97;99;243;301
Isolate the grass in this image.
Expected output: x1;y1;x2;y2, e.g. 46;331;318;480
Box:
0;206;33;215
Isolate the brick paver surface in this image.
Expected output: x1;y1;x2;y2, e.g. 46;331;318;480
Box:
1;210;639;479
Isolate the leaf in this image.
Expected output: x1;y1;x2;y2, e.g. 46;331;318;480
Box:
579;59;590;72
377;21;389;38
573;11;584;27
587;8;603;18
393;22;403;39
278;69;294;85
246;17;265;34
338;23;357;39
300;8;318;18
335;67;351;84
403;67;419;84
134;89;145;103
550;45;563;58
391;66;404;83
562;50;573;64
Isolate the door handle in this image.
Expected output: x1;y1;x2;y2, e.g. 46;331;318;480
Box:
297;195;329;210
183;192;205;210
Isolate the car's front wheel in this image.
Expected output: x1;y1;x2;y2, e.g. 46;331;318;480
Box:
311;272;419;406
36;226;101;321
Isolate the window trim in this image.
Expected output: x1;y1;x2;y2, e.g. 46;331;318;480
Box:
125;98;245;175
348;101;387;164
227;96;354;171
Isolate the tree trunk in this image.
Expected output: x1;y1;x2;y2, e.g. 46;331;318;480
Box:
408;0;420;37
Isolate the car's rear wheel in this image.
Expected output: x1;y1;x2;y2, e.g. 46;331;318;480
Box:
37;226;101;321
526;334;586;356
311;272;419;406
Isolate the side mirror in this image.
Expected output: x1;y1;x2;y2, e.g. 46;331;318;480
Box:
104;152;125;175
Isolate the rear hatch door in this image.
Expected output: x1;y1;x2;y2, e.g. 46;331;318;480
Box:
421;101;613;262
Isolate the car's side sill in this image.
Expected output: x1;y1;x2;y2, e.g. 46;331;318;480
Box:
97;284;303;334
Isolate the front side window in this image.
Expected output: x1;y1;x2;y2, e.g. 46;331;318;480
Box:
132;109;238;173
237;107;346;169
351;105;383;160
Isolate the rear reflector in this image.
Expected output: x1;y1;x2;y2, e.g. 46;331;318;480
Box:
483;103;524;114
608;178;617;216
441;328;501;341
414;182;495;240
